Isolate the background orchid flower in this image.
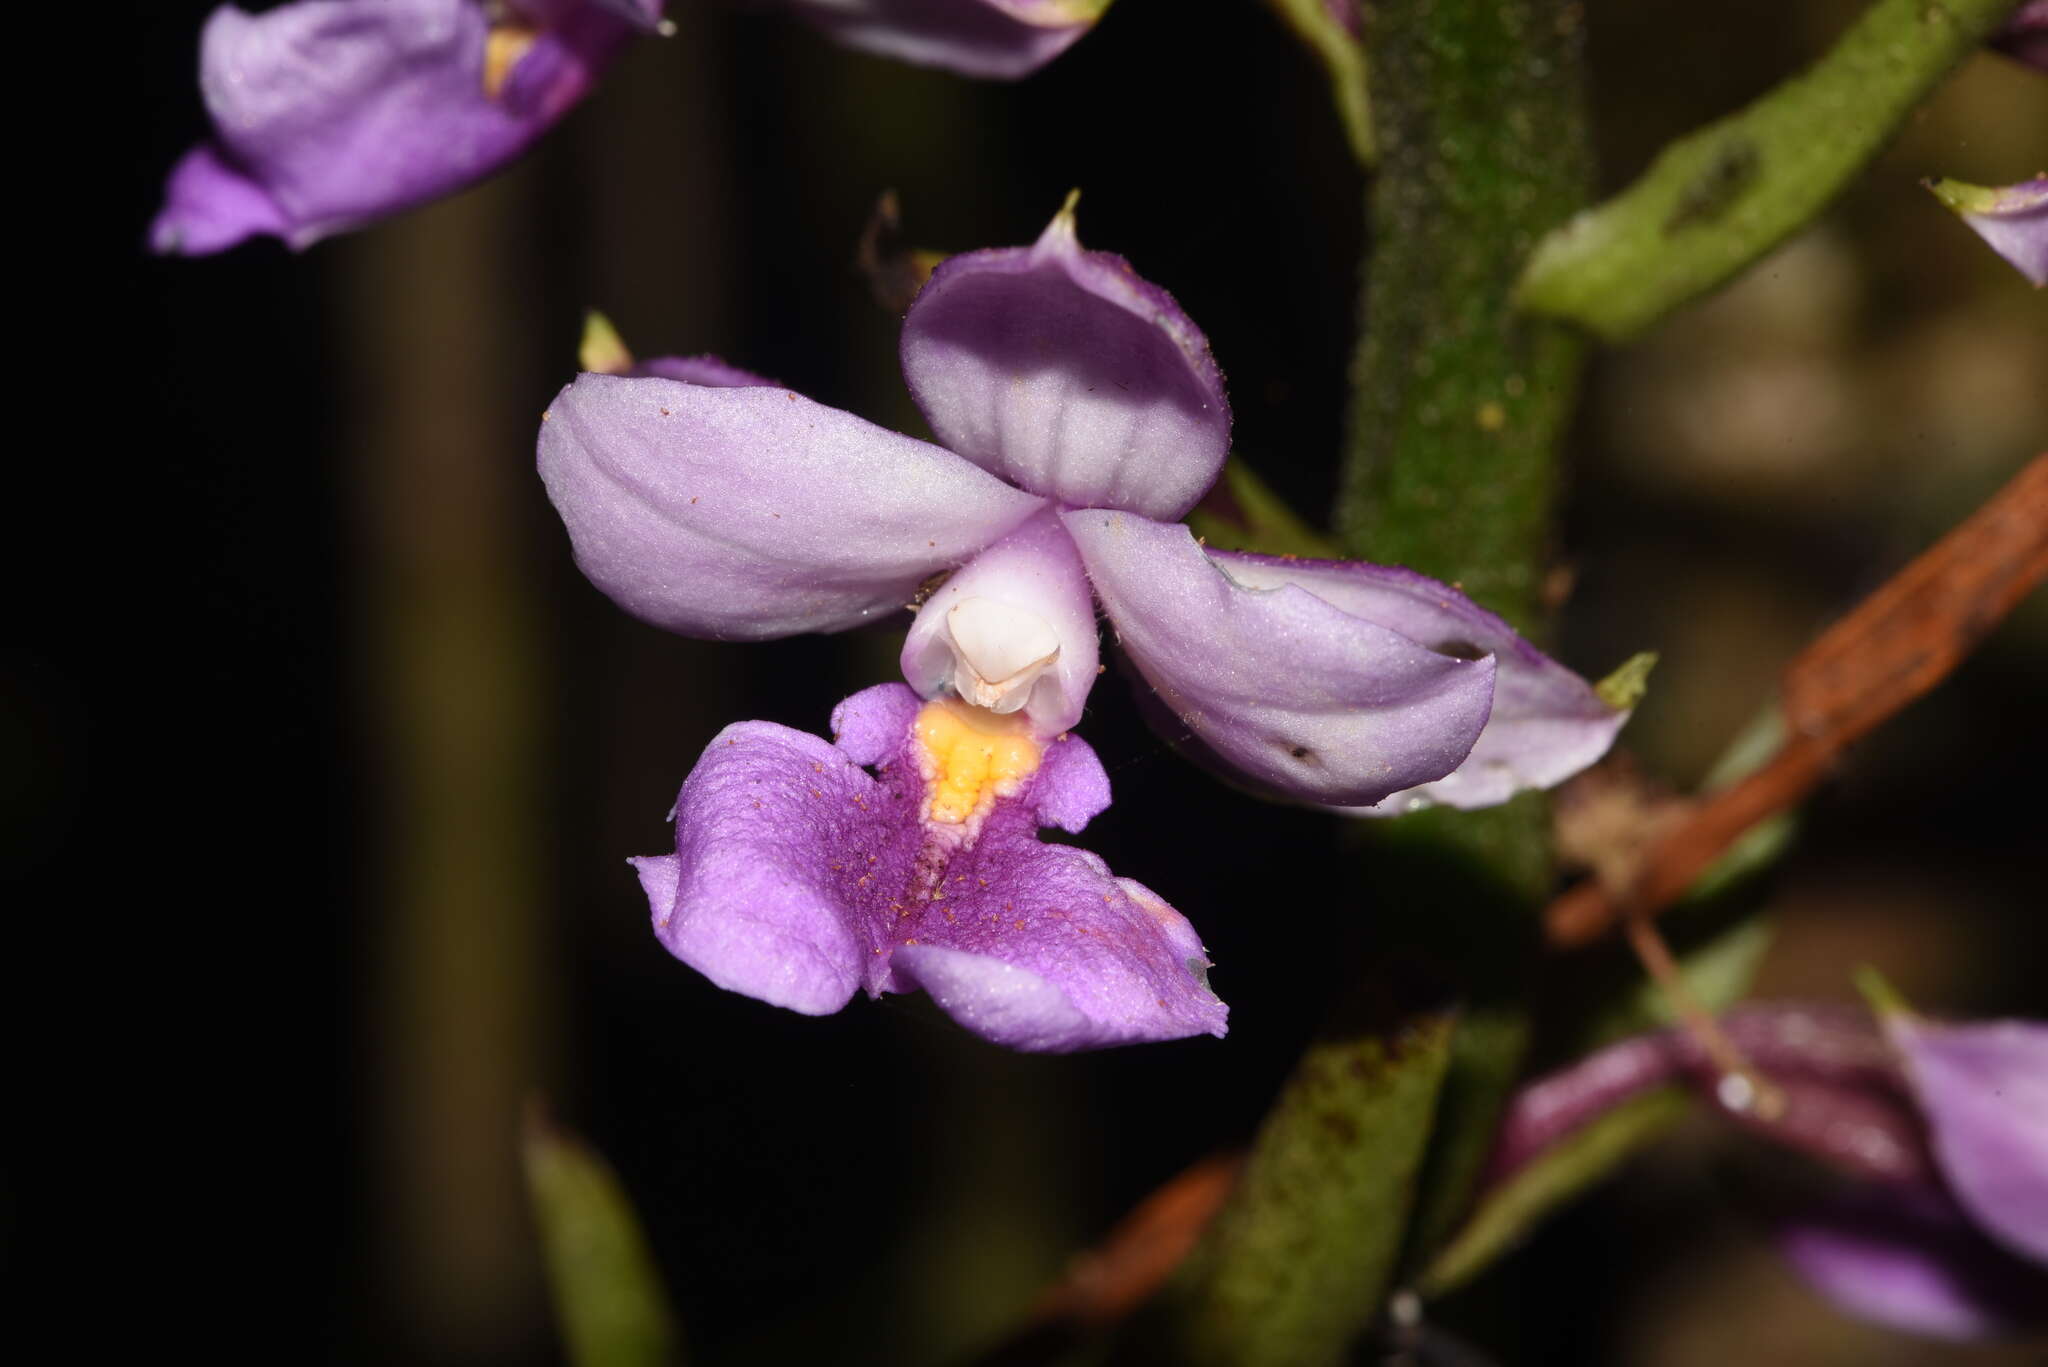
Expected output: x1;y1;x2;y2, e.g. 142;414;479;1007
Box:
152;0;665;255
631;682;1226;1050
1879;1005;2048;1264
1479;1000;2048;1340
1777;1002;2048;1340
776;0;1110;79
541;204;1628;810
1923;176;2048;287
1991;1;2048;71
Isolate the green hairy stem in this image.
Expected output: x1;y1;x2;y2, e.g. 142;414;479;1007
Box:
1145;4;1594;1363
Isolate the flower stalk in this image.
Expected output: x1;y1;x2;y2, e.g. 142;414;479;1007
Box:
1152;2;1595;1361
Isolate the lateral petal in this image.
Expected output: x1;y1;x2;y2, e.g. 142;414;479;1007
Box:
1212;553;1627;814
539;373;1045;638
1064;511;1496;806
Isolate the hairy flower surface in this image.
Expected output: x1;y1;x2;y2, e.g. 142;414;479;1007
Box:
1924;176;2048;287
631;683;1226;1050
540;205;1627;811
152;0;664;255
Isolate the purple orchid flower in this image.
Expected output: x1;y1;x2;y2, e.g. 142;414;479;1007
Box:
631;681;1226;1050
1883;1011;2048;1265
1991;1;2048;71
152;0;665;256
1923;176;2048;288
1780;1008;2048;1338
1481;1001;2048;1340
774;0;1108;79
540;204;1628;814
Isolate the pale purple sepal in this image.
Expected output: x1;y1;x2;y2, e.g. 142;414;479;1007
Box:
902;205;1231;521
779;0;1101;79
151;0;651;255
1779;1184;2048;1341
901;508;1101;738
538;373;1046;639
1926;177;2048;287
1992;1;2048;71
628;354;779;386
1211;554;1627;814
1889;1016;2048;1264
1062;511;1497;807
634;683;1226;1051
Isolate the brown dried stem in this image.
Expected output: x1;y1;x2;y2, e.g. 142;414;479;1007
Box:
1547;453;2048;950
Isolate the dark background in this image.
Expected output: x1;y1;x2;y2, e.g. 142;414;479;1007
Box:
32;0;2043;1361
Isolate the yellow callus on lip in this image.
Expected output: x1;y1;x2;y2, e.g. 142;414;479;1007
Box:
914;699;1041;825
484;24;539;100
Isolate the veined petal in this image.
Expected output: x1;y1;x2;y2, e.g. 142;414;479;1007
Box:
1925;177;2048;287
1063;511;1496;807
901;508;1100;737
1778;1184;2047;1341
1888;1015;2048;1264
636;684;1223;1050
1212;554;1628;814
538;374;1046;639
902;204;1230;520
154;0;640;254
780;0;1103;80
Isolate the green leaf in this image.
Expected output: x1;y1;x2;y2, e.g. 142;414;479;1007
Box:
1515;0;2022;341
1579;914;1777;1049
1399;1005;1532;1265
1186;459;1341;561
579;311;634;375
1418;1088;1690;1296
1153;1003;1455;1367
1593;652;1657;712
524;1106;684;1367
1259;0;1375;166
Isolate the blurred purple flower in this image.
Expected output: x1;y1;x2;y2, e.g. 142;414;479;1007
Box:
541;204;1627;810
1482;1001;2048;1340
1885;1013;2048;1264
1924;176;2048;287
631;682;1226;1050
152;0;664;255
1777;1181;2046;1341
1991;0;2048;71
775;0;1108;79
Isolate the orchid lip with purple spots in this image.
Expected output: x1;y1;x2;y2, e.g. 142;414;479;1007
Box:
151;0;664;256
541;204;1627;810
631;683;1226;1051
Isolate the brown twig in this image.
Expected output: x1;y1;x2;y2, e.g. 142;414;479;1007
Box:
1620;908;1784;1119
1029;1152;1244;1328
1547;453;2048;949
956;1153;1243;1367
